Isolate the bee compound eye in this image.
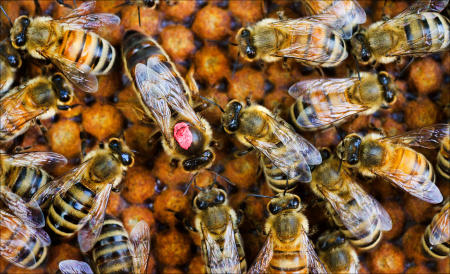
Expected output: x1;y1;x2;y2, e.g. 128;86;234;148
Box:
246;46;256;59
108;139;121;152
215;193;225;204
7;55;19;67
383;89;396;103
121;153;133;166
268;203;281;214
58;89;71;102
241;29;250;38
196;199;208;210
288;197;299;209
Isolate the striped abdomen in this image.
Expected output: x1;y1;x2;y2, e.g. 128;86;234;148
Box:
261;156;301;193
59;29;115;75
285;23;347;67
290;85;356;130
0;221;47;269
92;216;135;274
46;182;95;238
421;201;450;259
2;166;50;202
269;241;308;273
436;136;450;180
328;200;382;251
397;12;450;55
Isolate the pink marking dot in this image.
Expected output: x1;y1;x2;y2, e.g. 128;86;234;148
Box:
174;122;193;150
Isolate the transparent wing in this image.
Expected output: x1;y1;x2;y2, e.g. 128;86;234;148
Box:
300;230;328;274
248;233;273;274
248;114;321;182
59;260;94;274
29;226;51;247
0;87;47;135
59;14;120;31
288;78;366;129
391;0;448;19
42;51;98;93
202;221;241;274
381;124;449;149
57;1;96;19
77;184;112;253
31;160;91;207
2;151;67;168
0;187;45;228
373;167;443;204
130;221;151;274
429;204;450;245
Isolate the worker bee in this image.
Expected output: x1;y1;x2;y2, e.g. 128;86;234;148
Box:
58;216;150;274
0;39;22;96
351;0;450;65
0;73;75;142
222;100;321;192
316;230;360;273
0;150;67;229
248;193;327;273
32;138;134;253
235;14;347;67
311;148;392;250
288;71;397;131
133;54;214;173
421;199;449;259
190;185;246;273
299;0;367;39
0;209;51;270
336;124;449;204
9;1;120;93
436;135;450;180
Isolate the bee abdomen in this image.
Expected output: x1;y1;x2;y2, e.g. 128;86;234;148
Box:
4;166;50;202
422;225;450;259
59;30;115;75
436;136;450;180
391;147;435;188
261;157;299;193
234;230;247;272
270;249;308;273
46;182;94;237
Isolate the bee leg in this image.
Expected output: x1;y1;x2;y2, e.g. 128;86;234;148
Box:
282;57;291;71
234;147;254;157
170;158;179;168
315;67;325;78
33;0;42;15
147;129;162;148
56;0;73;9
368;118;385;136
245;96;252;106
80;131;88;158
186;65;199;98
13;145;32;154
276;10;287;20
236;209;244;226
35;119;49;143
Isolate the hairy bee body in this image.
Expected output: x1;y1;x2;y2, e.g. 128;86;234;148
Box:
0;217;48;269
91;215;136;274
0;40;21;96
317;230;359;273
436;136;450;180
421;200;450;259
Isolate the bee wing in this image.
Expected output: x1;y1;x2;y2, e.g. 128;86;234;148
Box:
41;51;98;93
77;183;112;253
2;151;67;168
248;233;274;274
429;207;450;245
59;14;120;31
202;221;241;274
0;87;47;134
381;124;449;149
129;221;151;274
57;1;96;19
31;159;91;207
0;187;45;228
300;230;328;274
373;167;443;204
391;0;448;19
288;78;367;129
59;260;94;274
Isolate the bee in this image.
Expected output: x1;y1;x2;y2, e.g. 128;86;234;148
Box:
288;71;397;131
58;216;150;274
133;53;214;173
248;193;327;273
316;230;360;274
336;124;449;204
235;14;347;67
0;73;76;142
9;1;120;93
436;135;450;180
221;100;321;193
299;0;367;39
311;148;392;251
0;39;22;96
0;150;67;229
351;0;450;65
190;185;246;273
32;138;134;253
421;199;449;259
0;209;51;270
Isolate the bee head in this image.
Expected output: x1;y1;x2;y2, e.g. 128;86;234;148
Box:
222;100;243;133
51;73;74;107
317;230;346;251
193;187;227;211
236;28;257;61
10;16;30;49
0;41;22;69
336;134;362;166
267;193;301;215
377;71;397;107
107;138;135;167
350;31;373;65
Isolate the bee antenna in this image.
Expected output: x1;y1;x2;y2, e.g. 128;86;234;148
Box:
184;172;199;195
199;95;224;113
207;169;236;191
137;6;141;27
228;41;238;47
247;193;275;199
33;0;42;15
0;5;12;27
338;158;343;173
399;57;415;77
351;54;361;81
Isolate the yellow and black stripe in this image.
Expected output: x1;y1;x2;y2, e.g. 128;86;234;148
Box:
421;201;449;259
46;182;95;238
269;247;308;273
2;166;50;202
261;155;302;193
436;136;450;180
92;215;135;274
59;30;115;75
